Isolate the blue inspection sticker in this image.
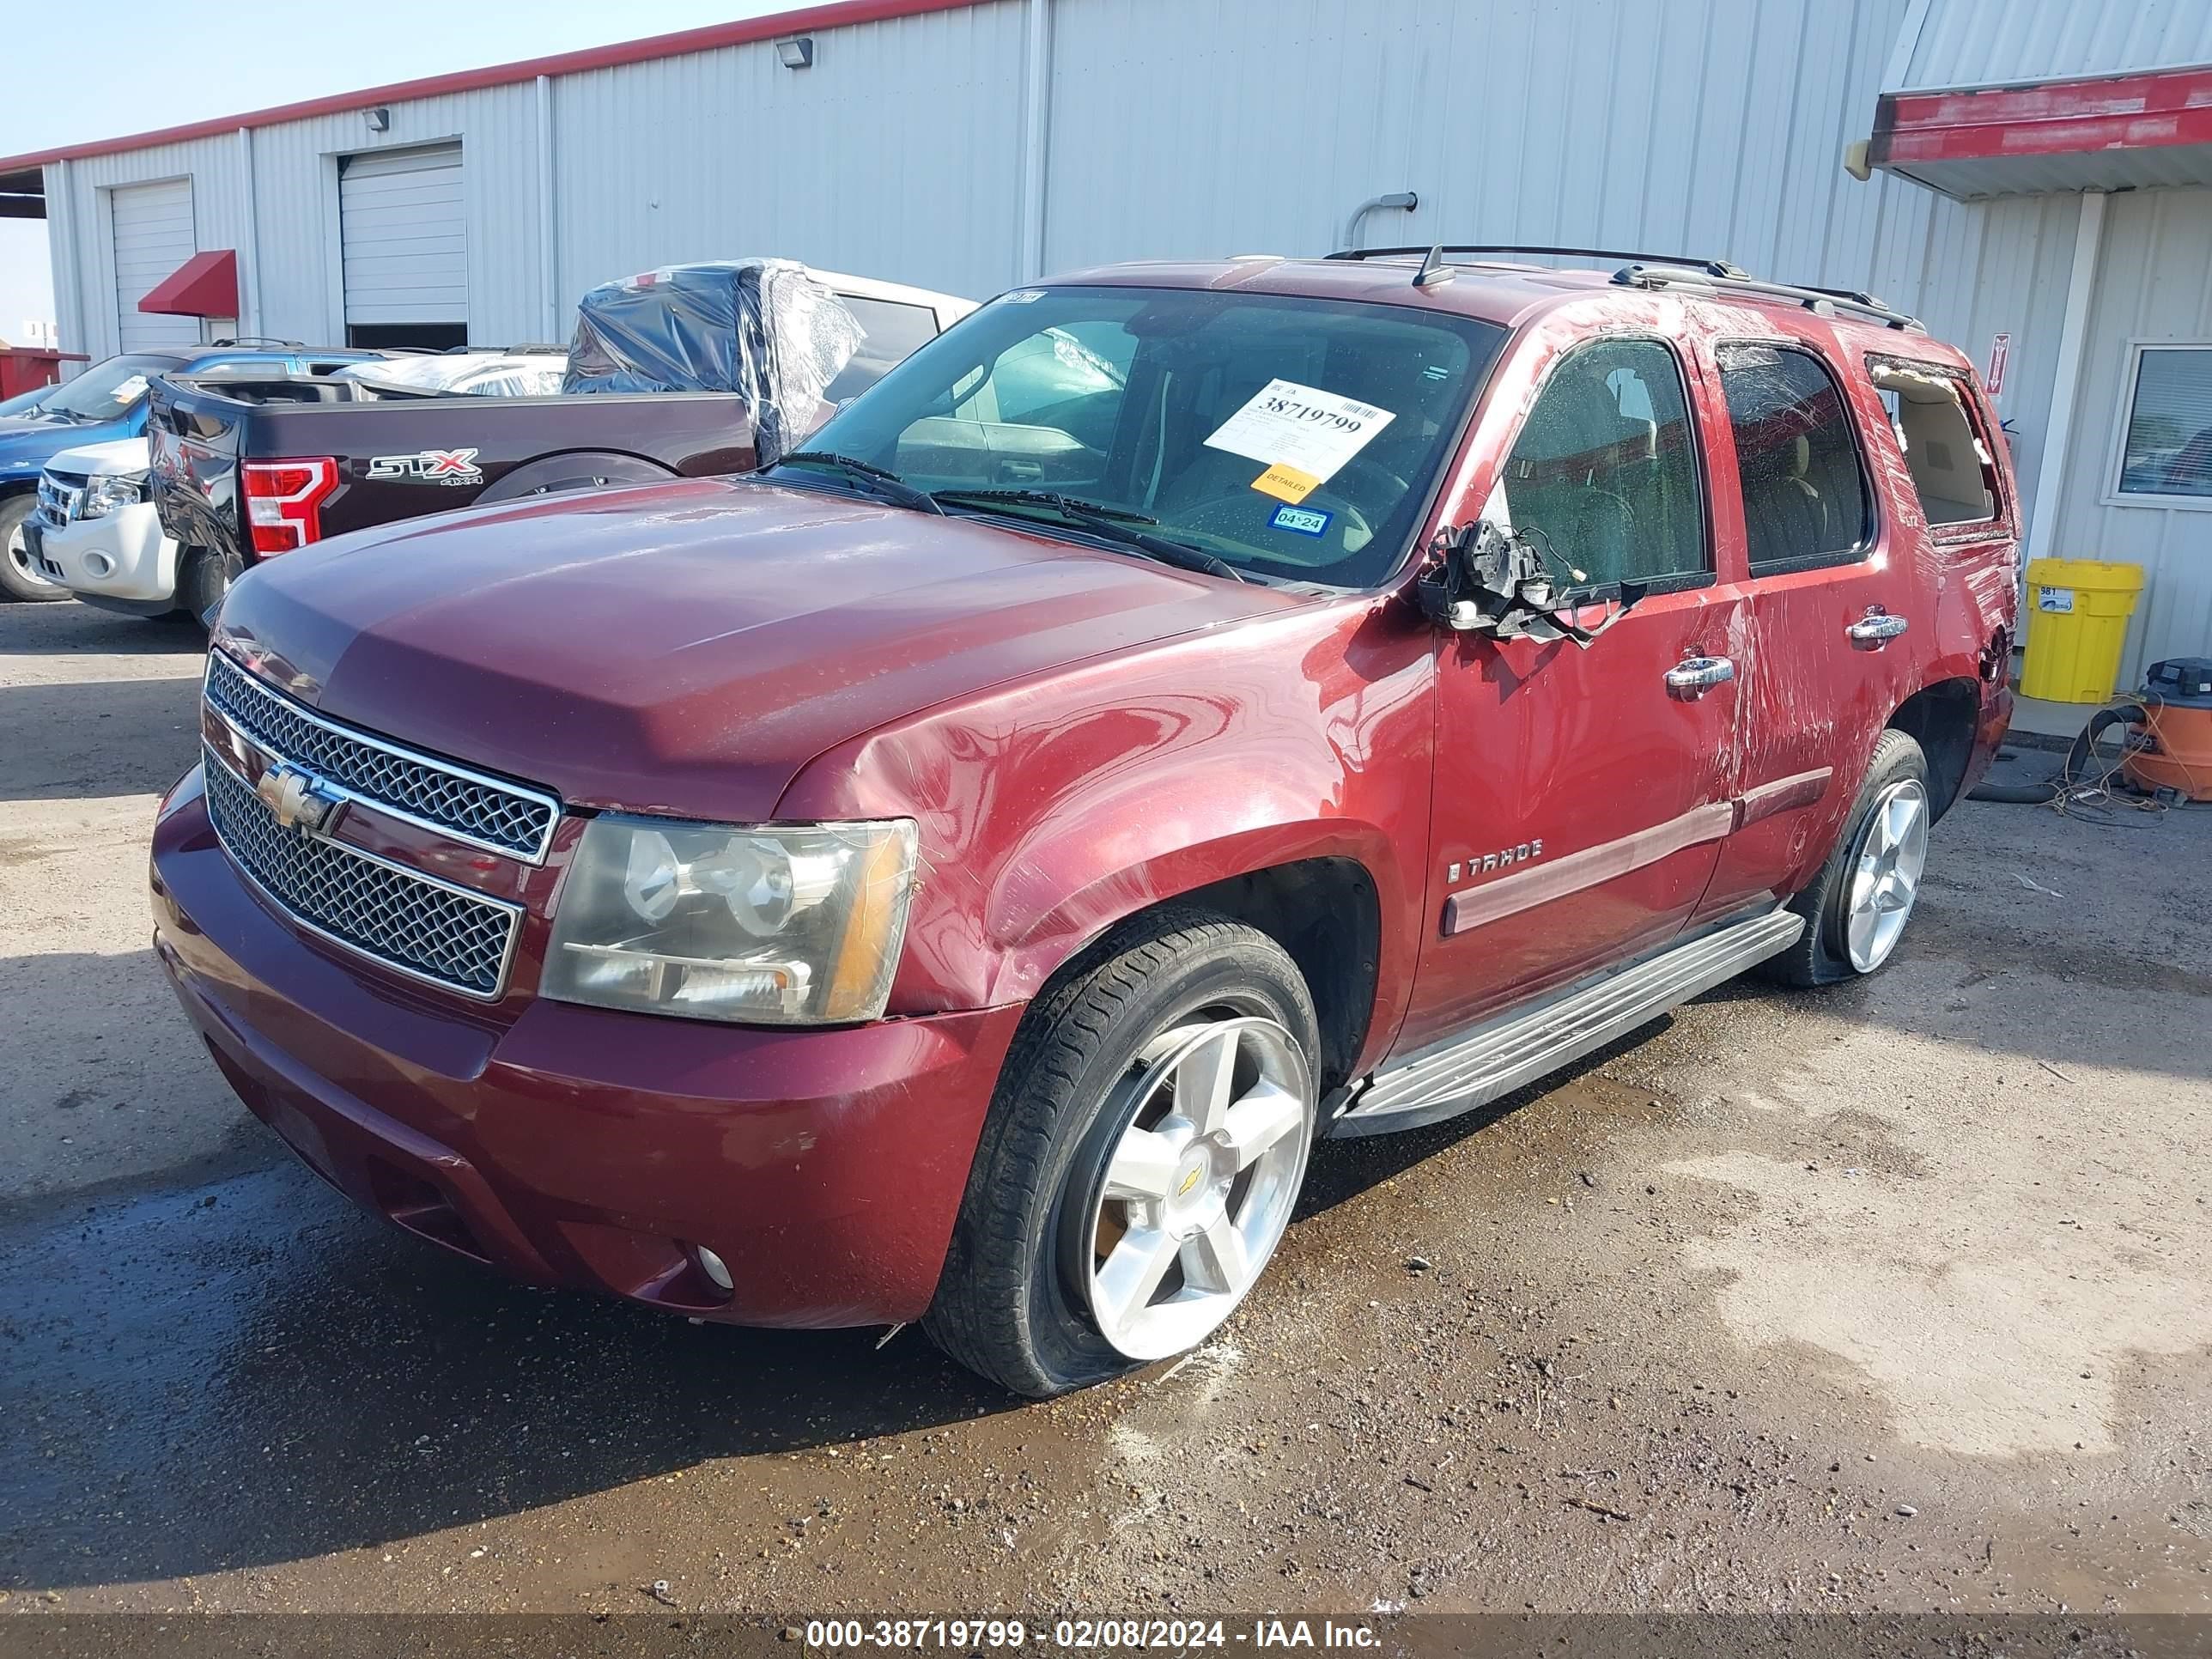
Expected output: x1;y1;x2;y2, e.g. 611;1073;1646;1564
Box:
1269;503;1333;538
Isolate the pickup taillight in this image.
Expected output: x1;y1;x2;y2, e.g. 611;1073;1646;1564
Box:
241;458;339;555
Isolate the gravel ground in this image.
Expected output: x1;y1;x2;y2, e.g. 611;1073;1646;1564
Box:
1;599;2206;1618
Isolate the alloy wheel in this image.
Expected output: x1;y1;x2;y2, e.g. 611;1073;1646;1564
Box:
1844;777;1929;972
1073;1015;1313;1362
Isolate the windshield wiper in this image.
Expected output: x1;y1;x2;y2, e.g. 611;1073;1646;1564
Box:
771;451;944;514
930;489;1247;583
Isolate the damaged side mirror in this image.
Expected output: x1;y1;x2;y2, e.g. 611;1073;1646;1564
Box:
1415;520;1645;648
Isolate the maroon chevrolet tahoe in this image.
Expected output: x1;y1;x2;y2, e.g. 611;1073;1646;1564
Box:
151;249;2017;1396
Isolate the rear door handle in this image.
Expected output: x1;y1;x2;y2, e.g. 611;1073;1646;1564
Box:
1848;607;1911;649
1665;655;1736;700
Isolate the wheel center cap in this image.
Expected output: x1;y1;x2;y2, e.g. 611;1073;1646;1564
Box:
1163;1146;1222;1234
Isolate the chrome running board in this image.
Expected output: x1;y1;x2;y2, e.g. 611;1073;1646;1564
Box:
1331;908;1804;1137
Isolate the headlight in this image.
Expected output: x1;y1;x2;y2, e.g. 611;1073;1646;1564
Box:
542;815;919;1025
80;473;149;519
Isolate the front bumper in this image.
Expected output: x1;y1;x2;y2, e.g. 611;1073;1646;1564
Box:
151;766;1022;1328
33;501;178;605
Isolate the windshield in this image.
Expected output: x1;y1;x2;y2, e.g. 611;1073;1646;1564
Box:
40;354;181;423
800;285;1505;586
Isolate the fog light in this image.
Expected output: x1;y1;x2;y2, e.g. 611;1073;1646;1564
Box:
84;551;113;578
694;1244;734;1291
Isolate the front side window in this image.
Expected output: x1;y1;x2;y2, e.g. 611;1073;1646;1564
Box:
1494;337;1708;589
2116;345;2212;501
798;286;1507;586
1717;343;1872;573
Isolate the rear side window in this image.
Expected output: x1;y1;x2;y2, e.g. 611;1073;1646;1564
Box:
1497;337;1709;589
1717;343;1872;573
1869;360;2001;528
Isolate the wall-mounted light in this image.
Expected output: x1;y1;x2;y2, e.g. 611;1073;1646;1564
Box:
364;107;391;132
775;36;814;69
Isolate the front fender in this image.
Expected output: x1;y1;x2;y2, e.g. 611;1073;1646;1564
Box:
775;599;1438;1069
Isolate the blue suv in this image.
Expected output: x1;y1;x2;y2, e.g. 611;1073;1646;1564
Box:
1;343;377;602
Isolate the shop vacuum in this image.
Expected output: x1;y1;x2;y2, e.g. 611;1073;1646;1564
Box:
1972;657;2212;806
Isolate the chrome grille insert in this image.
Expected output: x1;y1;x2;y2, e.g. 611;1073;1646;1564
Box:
204;748;522;1000
204;649;559;861
36;471;84;529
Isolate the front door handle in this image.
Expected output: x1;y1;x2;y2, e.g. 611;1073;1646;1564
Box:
1665;655;1736;700
1848;607;1911;649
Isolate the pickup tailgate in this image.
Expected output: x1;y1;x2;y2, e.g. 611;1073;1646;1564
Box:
150;376;756;557
149;376;253;562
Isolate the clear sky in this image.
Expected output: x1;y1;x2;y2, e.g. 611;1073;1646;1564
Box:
0;0;790;346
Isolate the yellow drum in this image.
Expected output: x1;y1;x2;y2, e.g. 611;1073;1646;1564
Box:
2020;558;2145;704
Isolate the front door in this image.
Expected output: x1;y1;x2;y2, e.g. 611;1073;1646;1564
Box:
1397;331;1746;1054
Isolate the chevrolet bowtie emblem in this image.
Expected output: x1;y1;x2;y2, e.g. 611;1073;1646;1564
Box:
256;761;343;836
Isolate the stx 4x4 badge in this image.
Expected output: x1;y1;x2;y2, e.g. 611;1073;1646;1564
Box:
366;447;483;486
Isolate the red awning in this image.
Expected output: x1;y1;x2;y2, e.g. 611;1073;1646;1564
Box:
138;249;239;318
1871;64;2212;200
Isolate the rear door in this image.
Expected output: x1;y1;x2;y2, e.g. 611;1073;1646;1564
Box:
1397;319;1747;1052
1692;327;1918;919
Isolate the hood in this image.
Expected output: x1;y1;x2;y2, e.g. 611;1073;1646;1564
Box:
0;413;127;471
47;436;152;477
214;477;1304;823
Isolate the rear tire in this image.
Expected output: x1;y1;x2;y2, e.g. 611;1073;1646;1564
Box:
924;908;1320;1397
178;546;241;629
1768;729;1931;987
0;495;66;602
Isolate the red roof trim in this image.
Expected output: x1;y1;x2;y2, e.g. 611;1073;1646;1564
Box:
0;0;975;174
139;249;240;318
1871;63;2212;167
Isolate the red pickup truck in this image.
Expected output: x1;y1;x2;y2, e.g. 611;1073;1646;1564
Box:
150;248;2016;1396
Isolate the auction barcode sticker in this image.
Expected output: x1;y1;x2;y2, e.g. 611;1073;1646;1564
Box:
1203;379;1395;504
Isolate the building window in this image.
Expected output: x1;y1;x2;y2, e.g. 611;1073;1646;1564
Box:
1716;342;1872;573
2115;344;2212;504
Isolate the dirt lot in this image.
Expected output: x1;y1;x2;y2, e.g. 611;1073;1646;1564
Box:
2;598;2207;1619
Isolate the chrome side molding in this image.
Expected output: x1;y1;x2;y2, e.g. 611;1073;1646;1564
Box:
1331;908;1805;1137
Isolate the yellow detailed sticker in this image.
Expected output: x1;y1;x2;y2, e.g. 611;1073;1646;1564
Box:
1250;463;1322;504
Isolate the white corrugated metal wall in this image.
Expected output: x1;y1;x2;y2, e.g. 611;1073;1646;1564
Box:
1896;0;2212;91
32;0;2128;582
2043;187;2212;684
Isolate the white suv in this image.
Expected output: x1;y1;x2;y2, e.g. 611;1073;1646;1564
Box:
27;437;184;620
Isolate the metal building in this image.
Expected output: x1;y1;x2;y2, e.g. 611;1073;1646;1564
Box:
0;0;2204;690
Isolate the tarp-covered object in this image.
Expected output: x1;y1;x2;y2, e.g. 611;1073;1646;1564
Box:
563;259;865;465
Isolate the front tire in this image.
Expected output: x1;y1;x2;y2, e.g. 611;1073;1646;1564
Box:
0;495;66;602
925;909;1320;1397
1769;728;1931;987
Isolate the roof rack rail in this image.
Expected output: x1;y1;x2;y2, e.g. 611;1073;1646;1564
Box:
1612;262;1923;331
1327;243;1748;278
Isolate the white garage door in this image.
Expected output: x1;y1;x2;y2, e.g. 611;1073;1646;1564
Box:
339;144;466;339
110;179;201;353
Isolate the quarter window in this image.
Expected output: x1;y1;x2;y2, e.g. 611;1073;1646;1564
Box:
2116;344;2212;501
1496;338;1708;588
1869;359;2000;528
1717;343;1872;572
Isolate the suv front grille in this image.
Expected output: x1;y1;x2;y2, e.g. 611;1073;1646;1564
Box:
204;749;521;999
36;470;85;528
204;650;558;861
